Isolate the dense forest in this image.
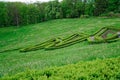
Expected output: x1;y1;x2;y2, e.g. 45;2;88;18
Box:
0;0;120;27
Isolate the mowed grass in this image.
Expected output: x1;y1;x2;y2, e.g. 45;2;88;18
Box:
0;18;120;77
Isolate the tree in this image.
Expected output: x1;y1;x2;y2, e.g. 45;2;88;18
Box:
1;0;119;27
85;0;95;16
107;0;120;13
35;2;47;21
61;0;78;18
45;0;61;20
94;0;108;16
0;2;8;27
7;2;21;26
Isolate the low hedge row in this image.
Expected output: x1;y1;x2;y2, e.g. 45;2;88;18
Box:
92;27;120;36
20;37;62;52
87;27;120;43
0;27;119;53
20;33;89;52
45;37;87;50
45;33;89;50
19;27;120;52
1;57;120;80
94;27;108;36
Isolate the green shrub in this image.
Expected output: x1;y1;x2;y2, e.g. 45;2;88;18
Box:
80;15;89;18
1;57;120;80
101;12;120;18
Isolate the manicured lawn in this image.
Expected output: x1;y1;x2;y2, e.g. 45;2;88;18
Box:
0;18;120;77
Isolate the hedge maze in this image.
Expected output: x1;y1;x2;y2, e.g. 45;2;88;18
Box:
20;27;120;52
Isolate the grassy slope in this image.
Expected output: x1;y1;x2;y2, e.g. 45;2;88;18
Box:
0;18;120;77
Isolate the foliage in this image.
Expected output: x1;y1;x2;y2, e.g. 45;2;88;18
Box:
0;2;9;27
107;0;120;13
101;12;120;18
94;0;108;16
80;15;89;18
1;57;120;80
0;0;120;27
45;0;62;20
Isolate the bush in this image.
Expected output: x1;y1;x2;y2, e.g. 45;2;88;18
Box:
101;12;120;18
1;57;120;80
80;15;89;18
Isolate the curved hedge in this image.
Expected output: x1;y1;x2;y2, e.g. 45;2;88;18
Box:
1;57;120;80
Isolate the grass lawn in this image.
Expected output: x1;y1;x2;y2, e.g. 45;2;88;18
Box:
0;17;120;77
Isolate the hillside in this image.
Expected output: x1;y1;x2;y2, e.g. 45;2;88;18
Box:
0;18;120;78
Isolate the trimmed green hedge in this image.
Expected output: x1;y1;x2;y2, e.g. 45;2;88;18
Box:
92;27;120;36
45;33;89;50
45;37;87;50
20;33;89;52
19;27;120;52
1;57;120;80
20;37;62;52
87;27;120;43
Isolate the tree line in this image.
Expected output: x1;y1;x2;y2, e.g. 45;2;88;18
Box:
0;0;120;27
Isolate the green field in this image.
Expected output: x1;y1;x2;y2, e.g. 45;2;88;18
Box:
0;18;120;78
